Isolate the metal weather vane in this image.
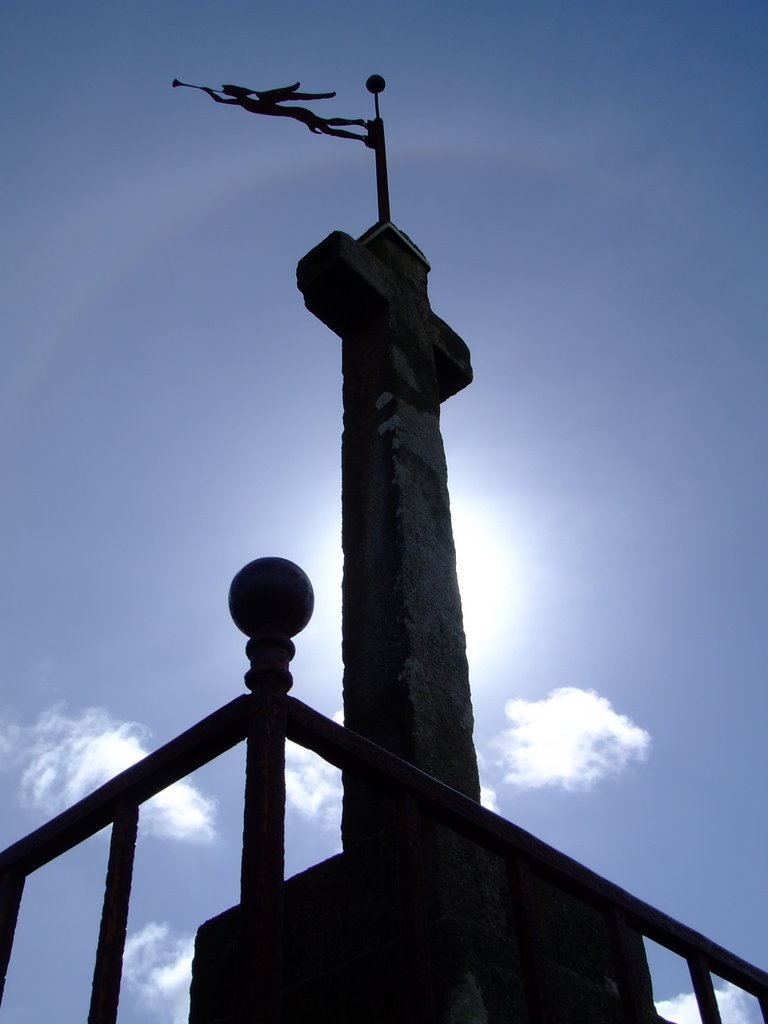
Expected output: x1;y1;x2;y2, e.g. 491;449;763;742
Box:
173;74;391;224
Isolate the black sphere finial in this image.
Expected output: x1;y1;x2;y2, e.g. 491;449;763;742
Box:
229;557;314;639
366;74;386;95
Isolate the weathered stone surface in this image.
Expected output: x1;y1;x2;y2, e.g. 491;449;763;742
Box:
189;838;661;1024
190;836;522;1024
297;226;480;846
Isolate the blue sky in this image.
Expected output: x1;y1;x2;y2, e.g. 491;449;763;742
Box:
1;2;767;1021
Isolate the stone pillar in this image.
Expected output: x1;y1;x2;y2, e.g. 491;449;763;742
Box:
297;223;480;844
297;225;516;1022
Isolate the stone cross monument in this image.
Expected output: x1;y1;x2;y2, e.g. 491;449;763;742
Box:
183;75;659;1024
292;222;513;1022
297;223;481;844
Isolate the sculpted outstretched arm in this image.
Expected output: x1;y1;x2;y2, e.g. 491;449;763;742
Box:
202;87;240;104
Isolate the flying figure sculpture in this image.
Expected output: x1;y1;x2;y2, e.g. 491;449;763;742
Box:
173;73;391;222
172;79;369;141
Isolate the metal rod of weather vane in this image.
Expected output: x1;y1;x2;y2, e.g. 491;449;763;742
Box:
366;75;391;224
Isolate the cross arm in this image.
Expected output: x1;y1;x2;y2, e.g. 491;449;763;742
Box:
297;229;472;402
297;231;391;338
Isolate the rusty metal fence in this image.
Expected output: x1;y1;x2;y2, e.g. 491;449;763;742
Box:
1;686;767;1024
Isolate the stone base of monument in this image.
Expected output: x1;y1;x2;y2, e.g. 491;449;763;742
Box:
188;829;661;1024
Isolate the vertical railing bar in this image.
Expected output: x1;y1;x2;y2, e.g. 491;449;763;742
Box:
235;683;289;1024
506;853;549;1024
0;869;25;1007
87;799;139;1024
688;951;723;1024
398;792;435;1024
604;904;647;1024
759;991;768;1024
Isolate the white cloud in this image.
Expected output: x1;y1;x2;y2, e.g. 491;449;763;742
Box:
656;982;760;1024
142;781;216;843
286;717;502;823
494;687;650;790
123;922;194;1024
0;720;19;759
6;705;216;842
285;740;342;828
480;785;500;812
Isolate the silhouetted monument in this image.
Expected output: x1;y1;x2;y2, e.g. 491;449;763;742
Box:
183;76;660;1023
298;225;480;837
0;73;764;1024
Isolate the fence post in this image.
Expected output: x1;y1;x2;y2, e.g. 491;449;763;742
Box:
604;904;647;1024
0;870;24;1007
228;557;314;1024
88;800;139;1024
507;854;548;1024
398;793;435;1024
688;951;723;1024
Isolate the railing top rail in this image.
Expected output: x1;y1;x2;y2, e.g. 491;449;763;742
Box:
285;697;768;997
1;690;765;1000
0;695;249;878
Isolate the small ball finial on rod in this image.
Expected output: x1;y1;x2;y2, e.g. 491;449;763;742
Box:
229;557;314;691
364;74;390;224
365;74;385;120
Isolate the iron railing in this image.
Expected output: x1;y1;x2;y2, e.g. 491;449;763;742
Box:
1;688;767;1024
